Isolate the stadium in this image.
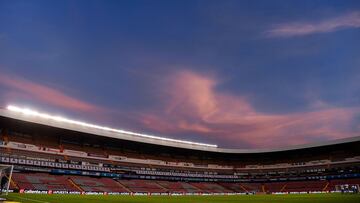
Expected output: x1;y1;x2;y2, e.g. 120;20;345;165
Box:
1;0;360;202
0;105;359;203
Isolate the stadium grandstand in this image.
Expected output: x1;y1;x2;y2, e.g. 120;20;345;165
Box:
0;105;359;196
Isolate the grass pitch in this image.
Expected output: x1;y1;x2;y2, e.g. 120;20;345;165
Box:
2;193;360;203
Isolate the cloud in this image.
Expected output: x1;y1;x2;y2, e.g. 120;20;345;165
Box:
266;11;360;37
1;70;357;148
0;73;101;112
139;70;359;148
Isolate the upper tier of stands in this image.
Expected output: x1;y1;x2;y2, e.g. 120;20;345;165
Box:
2;138;359;173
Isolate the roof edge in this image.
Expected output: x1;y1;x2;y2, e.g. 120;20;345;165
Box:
0;107;359;154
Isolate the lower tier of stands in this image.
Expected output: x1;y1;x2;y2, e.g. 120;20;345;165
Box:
118;179;167;193
156;181;201;193
10;172;360;194
13;173;78;192
70;176;129;193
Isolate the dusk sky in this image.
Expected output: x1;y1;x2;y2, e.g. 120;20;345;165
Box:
0;0;359;149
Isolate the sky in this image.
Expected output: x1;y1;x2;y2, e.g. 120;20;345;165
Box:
0;0;359;149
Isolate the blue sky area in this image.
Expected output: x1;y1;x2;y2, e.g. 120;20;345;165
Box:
0;0;359;148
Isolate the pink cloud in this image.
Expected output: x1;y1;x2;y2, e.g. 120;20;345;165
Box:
266;11;360;37
0;73;101;112
139;70;359;148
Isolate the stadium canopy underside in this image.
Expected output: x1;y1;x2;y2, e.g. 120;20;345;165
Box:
0;107;359;157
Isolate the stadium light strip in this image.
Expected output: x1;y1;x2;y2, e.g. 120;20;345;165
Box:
6;105;218;148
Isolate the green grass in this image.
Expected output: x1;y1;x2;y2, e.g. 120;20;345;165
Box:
2;193;360;203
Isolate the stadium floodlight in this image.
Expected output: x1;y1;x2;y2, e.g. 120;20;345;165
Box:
6;105;218;148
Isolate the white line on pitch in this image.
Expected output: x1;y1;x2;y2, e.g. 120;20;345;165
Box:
11;196;50;203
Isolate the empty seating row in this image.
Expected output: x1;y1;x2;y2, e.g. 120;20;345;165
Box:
283;180;327;192
118;179;166;193
219;182;262;193
70;176;128;193
156;181;201;193
190;182;233;193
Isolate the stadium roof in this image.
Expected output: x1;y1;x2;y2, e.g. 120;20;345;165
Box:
0;105;359;153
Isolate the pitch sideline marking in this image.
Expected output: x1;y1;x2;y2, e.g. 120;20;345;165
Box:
10;196;50;203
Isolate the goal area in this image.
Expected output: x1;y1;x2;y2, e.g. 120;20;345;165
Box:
335;184;360;194
0;164;13;196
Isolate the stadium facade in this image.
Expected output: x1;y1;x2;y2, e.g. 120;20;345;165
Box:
0;106;359;195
